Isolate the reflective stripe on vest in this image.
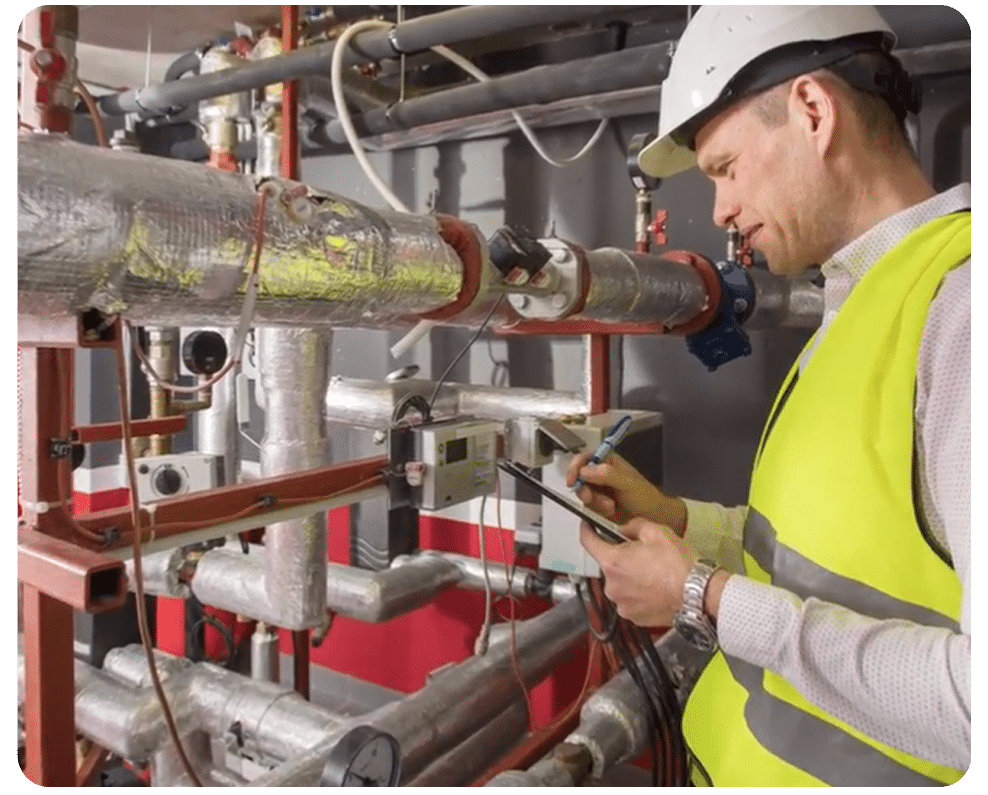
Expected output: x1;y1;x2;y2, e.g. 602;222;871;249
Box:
682;212;970;786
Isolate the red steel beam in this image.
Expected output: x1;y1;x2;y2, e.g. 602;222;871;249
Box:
19;528;128;613
73;414;188;445
76;744;110;787
74;455;388;552
22;585;76;786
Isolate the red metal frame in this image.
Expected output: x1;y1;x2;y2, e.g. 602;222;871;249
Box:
74;415;188;445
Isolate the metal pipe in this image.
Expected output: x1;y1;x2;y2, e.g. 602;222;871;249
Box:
324;43;673;143
17;134;465;329
408;699;529;787
745;269;825;329
324;555;463;623
577;248;710;327
248;597;588;786
325;377;587;428
195;329;238;485
250;623;280;683
257;327;332;629
18;648;348;765
145;326;178;456
98;7;635;117
486;757;577;787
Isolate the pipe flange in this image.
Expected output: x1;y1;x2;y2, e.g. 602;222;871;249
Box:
506;241;582;320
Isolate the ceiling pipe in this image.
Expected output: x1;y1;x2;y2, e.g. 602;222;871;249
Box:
98;7;641;117
322;42;674;144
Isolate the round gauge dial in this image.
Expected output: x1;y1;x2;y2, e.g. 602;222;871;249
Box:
321;726;402;787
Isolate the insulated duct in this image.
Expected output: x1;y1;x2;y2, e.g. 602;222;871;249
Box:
325;377;587;428
17;134;465;328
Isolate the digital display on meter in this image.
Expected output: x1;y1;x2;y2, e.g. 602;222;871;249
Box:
445;436;468;464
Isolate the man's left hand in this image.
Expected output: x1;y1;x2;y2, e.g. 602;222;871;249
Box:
579;517;700;627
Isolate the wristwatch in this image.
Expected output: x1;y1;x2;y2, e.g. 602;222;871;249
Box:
673;559;720;652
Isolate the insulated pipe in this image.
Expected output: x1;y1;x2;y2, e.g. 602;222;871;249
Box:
744;270;825;330
323;43;675;143
324;377;588;428
256;327;332;630
98;7;635;116
408;699;530;787
17;134;466;329
575;248;711;327
247;597;588;786
17;652;348;764
194;329;238;485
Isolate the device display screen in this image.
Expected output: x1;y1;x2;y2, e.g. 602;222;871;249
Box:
445;437;468;464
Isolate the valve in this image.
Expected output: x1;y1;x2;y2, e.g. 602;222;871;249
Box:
649;209;669;247
182;330;229;376
683;229;756;372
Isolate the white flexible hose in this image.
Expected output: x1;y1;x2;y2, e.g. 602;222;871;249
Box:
332;21;610;360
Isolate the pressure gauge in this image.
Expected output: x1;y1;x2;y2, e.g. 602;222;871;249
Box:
320;726;402;787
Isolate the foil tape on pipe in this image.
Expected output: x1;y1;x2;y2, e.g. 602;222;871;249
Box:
18;134;464;328
577;248;709;327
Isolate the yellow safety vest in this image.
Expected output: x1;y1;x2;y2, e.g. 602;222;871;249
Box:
682;212;970;786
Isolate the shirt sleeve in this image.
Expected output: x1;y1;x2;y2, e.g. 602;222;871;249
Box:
681;498;747;574
713;263;972;771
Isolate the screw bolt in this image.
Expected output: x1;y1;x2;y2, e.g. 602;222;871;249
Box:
551;293;567;310
34;50;54;68
733;298;748;314
509;294;530;310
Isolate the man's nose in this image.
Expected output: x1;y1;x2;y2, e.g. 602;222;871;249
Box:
713;191;741;229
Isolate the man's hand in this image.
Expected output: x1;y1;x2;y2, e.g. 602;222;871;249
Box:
580;517;729;627
566;452;688;535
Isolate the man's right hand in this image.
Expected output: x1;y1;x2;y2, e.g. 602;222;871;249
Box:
565;451;688;537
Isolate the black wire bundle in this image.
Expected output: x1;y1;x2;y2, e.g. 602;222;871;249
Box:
186;594;237;669
576;579;690;787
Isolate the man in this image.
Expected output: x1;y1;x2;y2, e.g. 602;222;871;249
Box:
568;6;970;786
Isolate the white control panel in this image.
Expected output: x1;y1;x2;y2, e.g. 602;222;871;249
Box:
133;453;219;504
412;420;499;510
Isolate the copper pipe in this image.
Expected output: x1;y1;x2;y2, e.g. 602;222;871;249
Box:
280;3;309;699
280;5;300;181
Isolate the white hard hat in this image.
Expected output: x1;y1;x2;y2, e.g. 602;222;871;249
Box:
638;5;898;179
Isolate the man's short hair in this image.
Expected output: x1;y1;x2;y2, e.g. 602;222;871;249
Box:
751;51;913;158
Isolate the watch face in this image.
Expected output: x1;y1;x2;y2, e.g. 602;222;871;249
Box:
674;615;717;652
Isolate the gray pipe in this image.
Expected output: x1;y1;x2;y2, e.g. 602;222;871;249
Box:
17;134;464;329
248;597;587;786
745;270;825;330
99;7;637;117
324;43;674;143
408;699;529;787
325;377;588;428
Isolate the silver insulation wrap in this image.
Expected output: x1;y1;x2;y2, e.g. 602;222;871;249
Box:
325;377;587;428
258;327;332;629
17;133;464;327
576;248;709;326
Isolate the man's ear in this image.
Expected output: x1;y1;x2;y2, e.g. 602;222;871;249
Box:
788;74;839;159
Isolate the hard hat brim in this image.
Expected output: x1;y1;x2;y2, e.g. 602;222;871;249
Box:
637;133;697;180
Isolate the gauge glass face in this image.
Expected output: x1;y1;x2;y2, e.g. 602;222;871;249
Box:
344;736;398;787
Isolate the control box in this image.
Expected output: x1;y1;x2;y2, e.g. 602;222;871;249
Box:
410;420;499;510
133;453;219;504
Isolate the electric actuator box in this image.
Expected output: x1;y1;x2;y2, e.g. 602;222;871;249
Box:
132;453;219;504
410;420;499;510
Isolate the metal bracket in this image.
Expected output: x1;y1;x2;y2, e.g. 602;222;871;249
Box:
48;438;71;459
507;240;582;320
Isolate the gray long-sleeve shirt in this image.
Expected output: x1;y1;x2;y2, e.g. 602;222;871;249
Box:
682;183;971;771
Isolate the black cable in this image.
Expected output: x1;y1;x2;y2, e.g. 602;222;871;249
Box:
574;580;619;642
186;595;236;668
427;295;506;415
